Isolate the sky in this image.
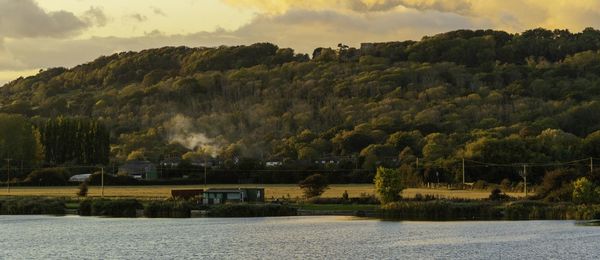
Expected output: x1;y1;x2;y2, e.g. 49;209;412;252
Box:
2;0;600;85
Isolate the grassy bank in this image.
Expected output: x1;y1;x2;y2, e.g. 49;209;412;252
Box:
0;197;65;215
379;200;600;221
207;204;297;217
0;185;528;200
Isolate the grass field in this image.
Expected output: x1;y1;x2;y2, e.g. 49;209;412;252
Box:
0;184;528;200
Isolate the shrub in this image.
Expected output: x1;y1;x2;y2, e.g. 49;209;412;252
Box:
79;199;141;217
299;174;329;198
77;182;89;197
380;201;502;221
500;178;512;191
342;190;349;200
24;168;70;186
144;200;193;218
488;188;510;201
572;177;600;204
473;180;488;190
536;169;577;200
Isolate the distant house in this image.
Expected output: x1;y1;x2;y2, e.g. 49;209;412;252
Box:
202;188;265;205
265;160;283;167
118;160;158;179
68;174;92;182
161;157;181;167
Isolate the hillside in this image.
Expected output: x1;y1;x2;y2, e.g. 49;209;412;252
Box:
2;28;600;183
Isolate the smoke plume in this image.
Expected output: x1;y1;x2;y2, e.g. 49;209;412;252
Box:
165;114;221;157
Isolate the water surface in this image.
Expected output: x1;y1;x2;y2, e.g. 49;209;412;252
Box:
1;216;598;259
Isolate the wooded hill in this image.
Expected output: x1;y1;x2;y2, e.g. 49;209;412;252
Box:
2;28;600;183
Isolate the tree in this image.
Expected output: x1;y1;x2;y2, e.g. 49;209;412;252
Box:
0;114;44;167
374;167;403;204
127;150;145;161
572;177;600;204
299;174;329;198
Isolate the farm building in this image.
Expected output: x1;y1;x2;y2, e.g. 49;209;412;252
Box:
201;188;265;205
118;160;158;179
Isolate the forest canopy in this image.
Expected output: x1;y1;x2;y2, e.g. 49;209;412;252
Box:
2;28;600;184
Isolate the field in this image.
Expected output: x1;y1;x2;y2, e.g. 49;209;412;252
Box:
0;185;528;200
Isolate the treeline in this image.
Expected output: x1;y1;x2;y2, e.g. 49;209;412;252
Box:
39;117;110;165
2;28;600;184
0;114;109;171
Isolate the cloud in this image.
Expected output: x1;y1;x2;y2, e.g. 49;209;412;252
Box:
0;7;478;72
151;7;166;16
129;13;148;22
0;0;90;38
221;0;472;14
221;0;600;32
83;6;108;27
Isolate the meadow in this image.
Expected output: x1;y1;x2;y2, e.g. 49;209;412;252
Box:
0;185;527;200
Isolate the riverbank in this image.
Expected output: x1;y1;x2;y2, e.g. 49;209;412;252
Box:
2;196;599;221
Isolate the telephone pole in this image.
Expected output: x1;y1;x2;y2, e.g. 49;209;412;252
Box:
522;165;527;197
416;157;419;169
5;158;12;194
462;157;465;186
204;156;208;188
101;167;104;198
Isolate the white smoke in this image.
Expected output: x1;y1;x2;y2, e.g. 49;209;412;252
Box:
165;114;221;157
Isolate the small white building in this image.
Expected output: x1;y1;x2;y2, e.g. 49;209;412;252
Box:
68;174;92;182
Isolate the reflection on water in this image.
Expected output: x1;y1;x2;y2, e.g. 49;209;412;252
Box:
1;216;599;259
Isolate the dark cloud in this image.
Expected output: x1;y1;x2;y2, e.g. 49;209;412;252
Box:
0;0;89;38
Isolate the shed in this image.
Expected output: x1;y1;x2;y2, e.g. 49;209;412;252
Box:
202;188;265;205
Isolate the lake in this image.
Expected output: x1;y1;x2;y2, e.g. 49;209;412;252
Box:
1;216;599;259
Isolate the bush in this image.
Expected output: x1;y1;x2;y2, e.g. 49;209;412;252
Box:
488;188;510;201
79;199;141;217
500;178;512;191
473;180;488;190
207;204;297;217
144;200;193;218
380;201;502;220
299;174;329;198
77;182;89;197
0;197;65;215
536;169;577;201
24;168;70;186
342;190;349;200
572;177;600;204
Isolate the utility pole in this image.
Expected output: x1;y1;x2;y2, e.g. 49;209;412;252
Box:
462;157;465;186
522;165;528;197
416;157;419;169
101;167;104;198
204;156;208;188
5;158;12;194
